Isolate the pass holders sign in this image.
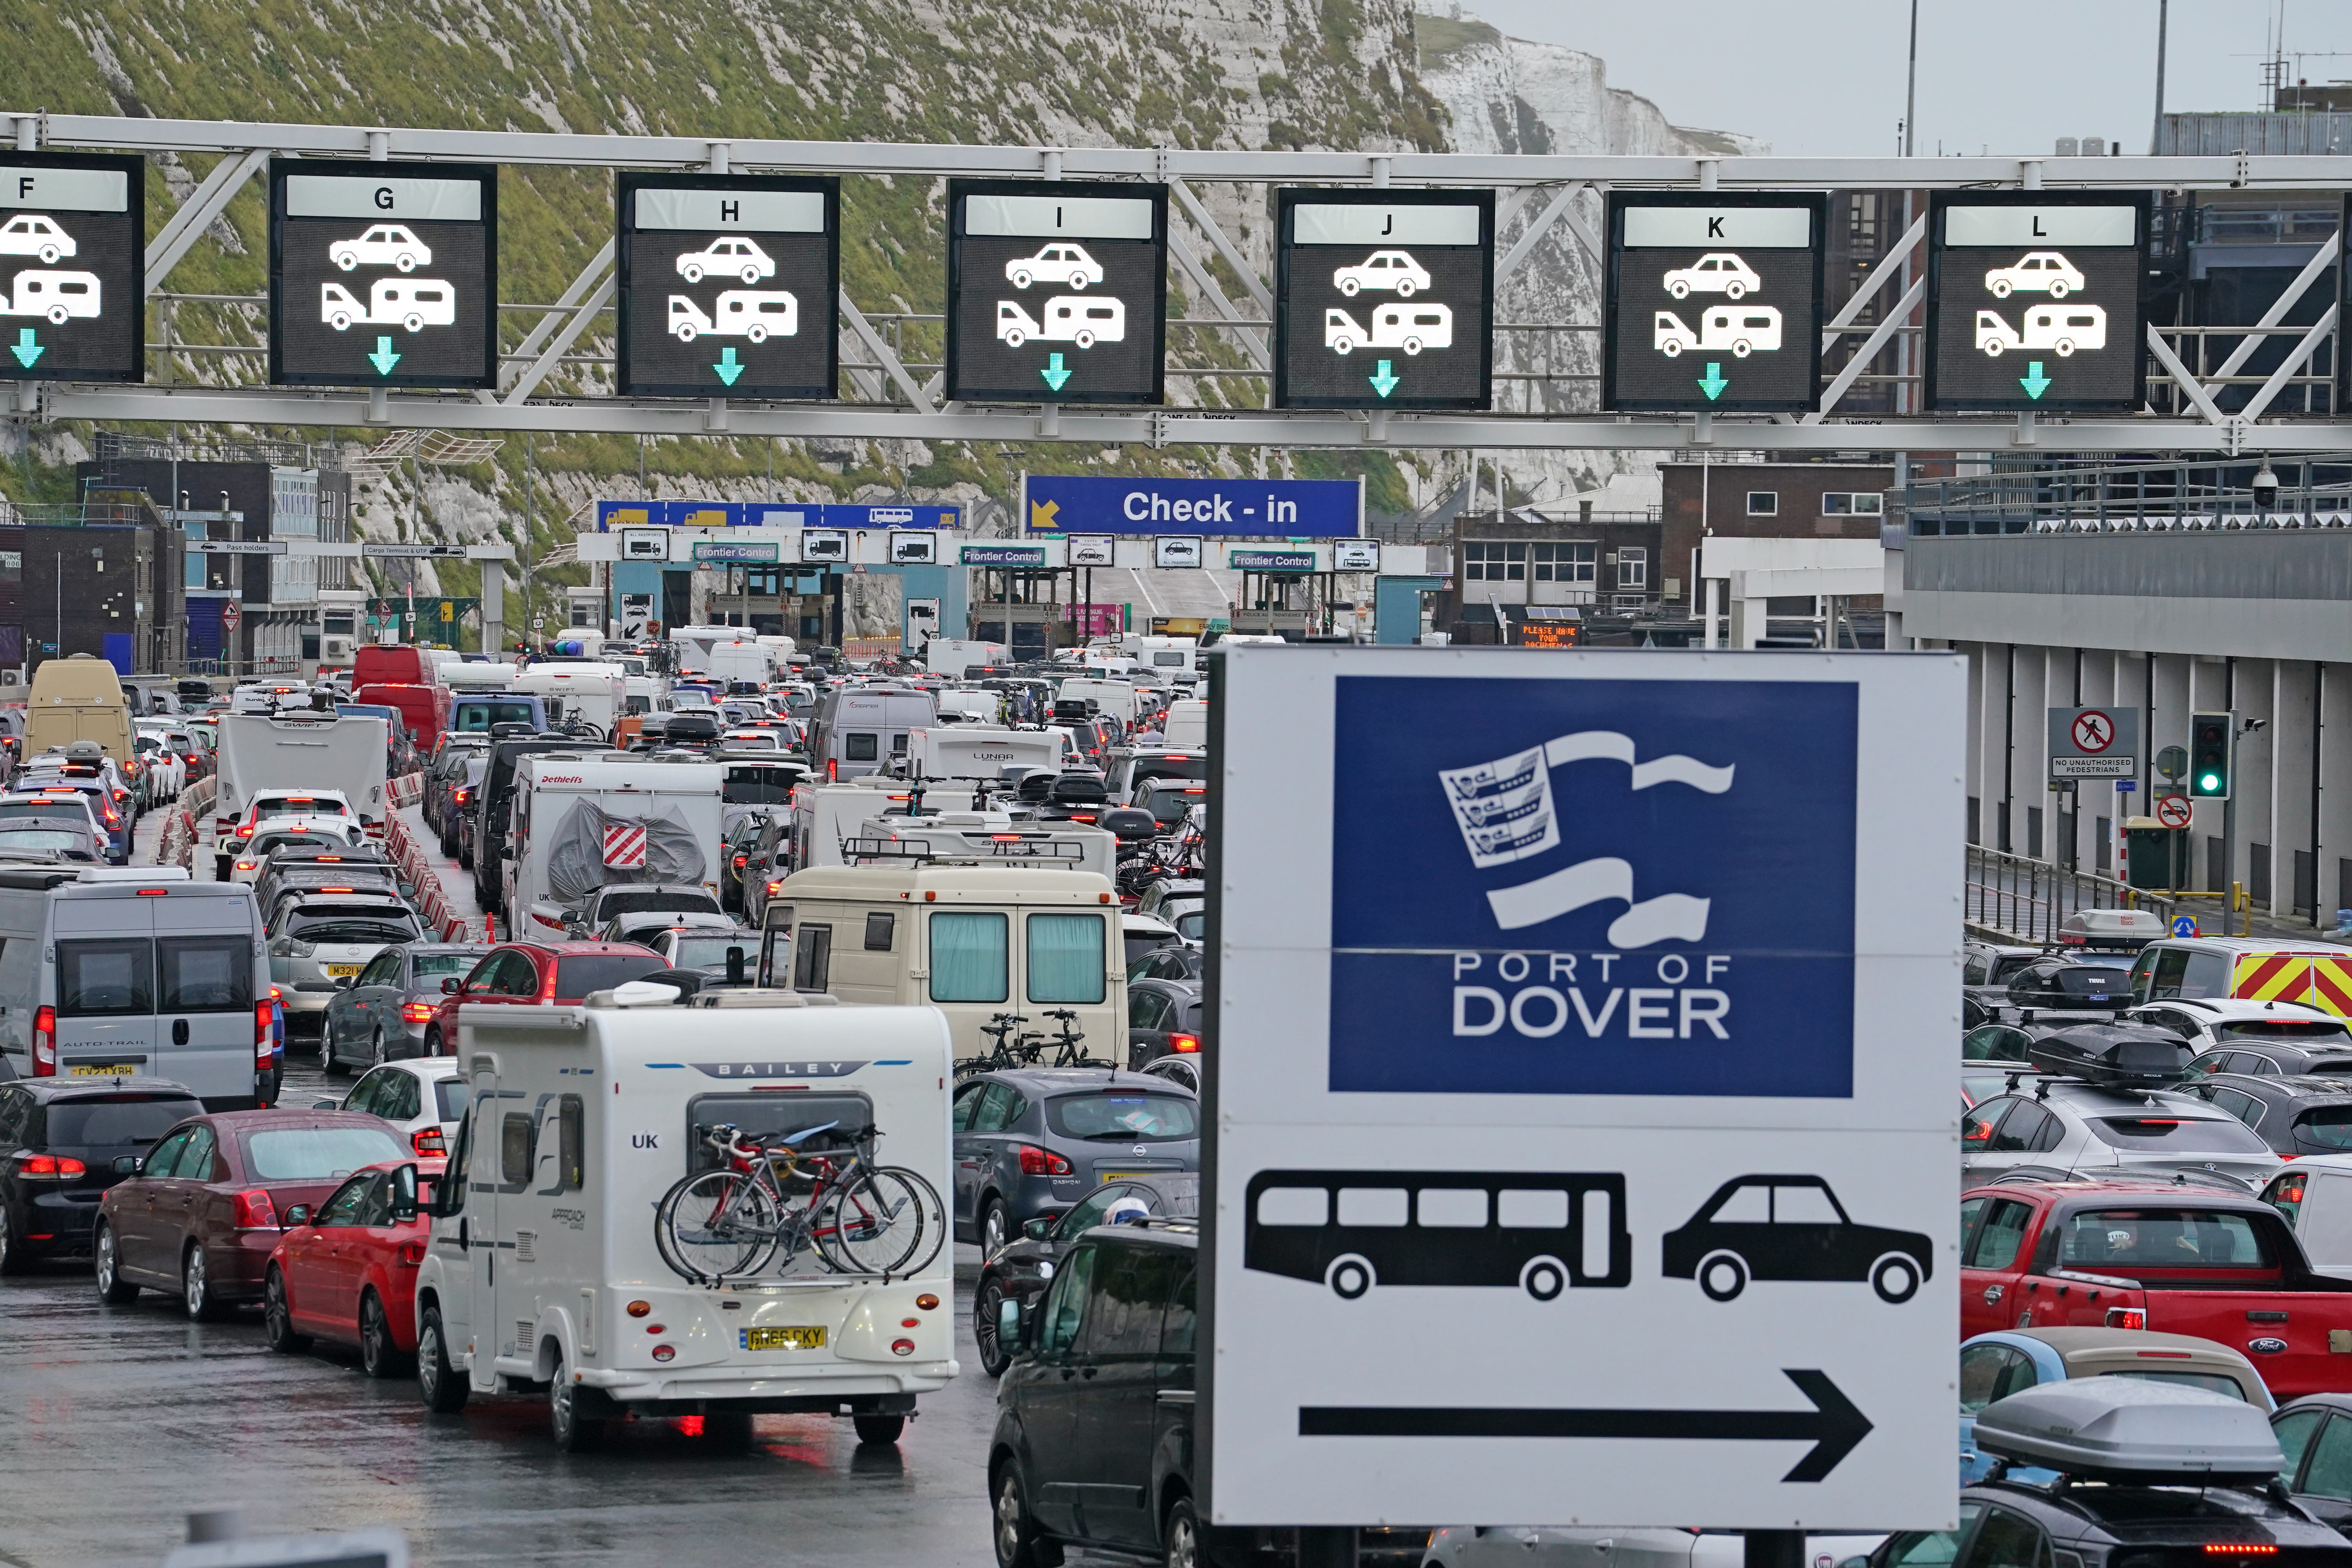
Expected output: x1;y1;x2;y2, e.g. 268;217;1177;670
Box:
268;159;496;388
946;179;1167;404
1156;536;1204;569
1602;192;1826;412
1332;539;1381;572
2046;705;2139;782
1207;646;1965;1529
1024;473;1362;537
616;172;838;399
0;153;145;384
1926;192;2150;411
1276;188;1494;409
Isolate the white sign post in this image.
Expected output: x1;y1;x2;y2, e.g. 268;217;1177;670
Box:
1206;645;1964;1531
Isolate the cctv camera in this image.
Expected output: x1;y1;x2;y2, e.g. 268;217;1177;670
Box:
2243;717;2268;734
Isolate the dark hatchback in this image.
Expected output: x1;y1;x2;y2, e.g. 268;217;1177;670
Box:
0;1076;203;1269
2181;1073;2352;1158
1859;1481;2352;1568
951;1069;1201;1255
974;1172;1198;1376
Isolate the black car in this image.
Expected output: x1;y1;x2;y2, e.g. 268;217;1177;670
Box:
1863;1468;2352;1568
973;1172;1198;1376
2004;953;2136;1014
951;1069;1201;1255
0;1076;205;1269
720;813;770;914
2182;1072;2352;1158
1127;975;1203;1071
1660;1174;1933;1304
2180;1034;2352;1079
2277;1394;2352;1526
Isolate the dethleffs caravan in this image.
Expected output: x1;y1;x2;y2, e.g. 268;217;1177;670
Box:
414;985;956;1449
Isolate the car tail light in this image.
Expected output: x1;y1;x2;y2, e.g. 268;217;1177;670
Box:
234;860;258;872
1169;1033;1200;1053
2107;1307;2148;1330
412;1127;445;1155
397;1239;427;1267
652;1344;676;1362
233;1189;279;1230
113;788;127;802
540;961;559;1003
401;1002;435;1024
15;1152;86;1178
256;1001;274;1065
2206;1550;2278;1557
891;1338;915;1357
31;1005;54;1076
454;788;470;804
733;855;748;869
1017;1144;1073;1176
766;880;782;897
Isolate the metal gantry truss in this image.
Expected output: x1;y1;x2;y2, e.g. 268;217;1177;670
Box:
11;109;2352;453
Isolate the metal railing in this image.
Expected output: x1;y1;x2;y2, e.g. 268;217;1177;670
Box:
1965;845;2175;945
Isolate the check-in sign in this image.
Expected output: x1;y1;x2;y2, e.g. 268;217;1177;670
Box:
2047;705;2139;780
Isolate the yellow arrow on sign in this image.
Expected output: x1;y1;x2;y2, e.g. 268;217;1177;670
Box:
1029;498;1060;530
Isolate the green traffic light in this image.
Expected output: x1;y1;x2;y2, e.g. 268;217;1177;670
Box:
2199;773;2221;790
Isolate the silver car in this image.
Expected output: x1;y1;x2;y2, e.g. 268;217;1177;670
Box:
1960;1078;2283;1191
321;942;494;1070
267;895;426;1049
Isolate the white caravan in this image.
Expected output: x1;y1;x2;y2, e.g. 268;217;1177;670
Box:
1323;303;1453;356
1652;305;1783;358
415;987;955;1448
210;711;390;873
900;726;1066;787
506;754;726;940
3;270;101;323
321;278;457;332
514;662;628;739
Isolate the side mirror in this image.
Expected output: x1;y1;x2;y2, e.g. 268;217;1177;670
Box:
113;1154;142;1176
335;975;355;989
997;1296;1028;1357
283;1204;312;1228
392;1162;418;1223
311;1098;339;1111
441;977;462;995
1022;1217;1053;1241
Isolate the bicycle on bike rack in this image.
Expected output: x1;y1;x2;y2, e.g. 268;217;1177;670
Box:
1041;1008;1096;1067
954;1011;1030;1078
653;1120;946;1285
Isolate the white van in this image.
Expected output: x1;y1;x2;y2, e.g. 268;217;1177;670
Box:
507;754;726;940
0;867;269;1109
416;987;956;1449
1160;699;1207;750
810;687;940;781
760;862;1126;1063
514;662;628;740
1054;679;1140;728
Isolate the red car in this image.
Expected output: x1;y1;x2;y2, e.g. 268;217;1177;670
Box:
264;1158;442;1377
93;1109;412;1319
419;940;671;1056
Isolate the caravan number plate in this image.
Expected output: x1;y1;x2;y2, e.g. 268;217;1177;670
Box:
741;1326;826;1351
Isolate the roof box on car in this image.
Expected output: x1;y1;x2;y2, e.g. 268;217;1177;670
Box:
2027;1024;2187;1087
1973;1377;2283;1483
2060;908;2167;950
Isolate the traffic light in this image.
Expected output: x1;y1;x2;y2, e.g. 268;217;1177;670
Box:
2189;711;2232;799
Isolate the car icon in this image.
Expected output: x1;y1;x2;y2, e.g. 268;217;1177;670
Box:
1985;251;2084;299
676;236;775;286
1662;252;1759;300
0;214;76;265
1332;250;1430;298
1660;1174;1932;1304
1006;243;1102;291
328;225;432;274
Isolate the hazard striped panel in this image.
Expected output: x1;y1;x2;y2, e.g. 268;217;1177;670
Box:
602;822;648;869
2309;956;2352;1019
2229;950;2352;1018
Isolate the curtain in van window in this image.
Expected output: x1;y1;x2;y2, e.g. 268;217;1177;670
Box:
1027;914;1106;1004
929;912;1008;1002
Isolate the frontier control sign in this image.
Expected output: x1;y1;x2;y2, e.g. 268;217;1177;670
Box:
1205;646;1962;1531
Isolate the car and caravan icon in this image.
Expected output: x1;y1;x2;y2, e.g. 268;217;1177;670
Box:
676;236;774;286
1984;251;2083;299
668;290;798;343
1653;305;1782;359
1661;1175;1933;1305
1975;304;2106;358
0;214;76;265
0;269;101;324
1662;252;1759;300
1439;731;1734;946
328;225;432;273
1324;303;1453;356
320;278;456;332
996;295;1125;349
1332;250;1430;297
1006;243;1103;291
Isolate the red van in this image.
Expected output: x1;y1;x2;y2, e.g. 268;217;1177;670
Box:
354;681;452;747
351;645;438;688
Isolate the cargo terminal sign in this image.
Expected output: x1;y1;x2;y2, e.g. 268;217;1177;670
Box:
1602;192;1827;412
268;159;498;389
1926;192;2150;411
0;153;145;385
1022;475;1363;537
1276;189;1494;410
617;172;838;400
945;180;1168;405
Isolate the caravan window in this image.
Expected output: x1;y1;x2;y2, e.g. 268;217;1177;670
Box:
556;1096;584;1190
501;1113;535;1184
846;733;880;762
58;940;154;1017
929;912;1008;1002
688;1092;873;1174
864;913;896;952
1027;914;1106;1004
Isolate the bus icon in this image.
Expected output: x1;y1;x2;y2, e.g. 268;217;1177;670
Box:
1244;1168;1631;1300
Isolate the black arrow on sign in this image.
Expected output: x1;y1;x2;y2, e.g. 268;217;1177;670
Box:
1297;1368;1871;1483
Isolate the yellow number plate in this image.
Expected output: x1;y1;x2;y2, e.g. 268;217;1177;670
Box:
742;1325;826;1351
70;1063;137;1076
327;964;365;977
1099;1171;1150;1184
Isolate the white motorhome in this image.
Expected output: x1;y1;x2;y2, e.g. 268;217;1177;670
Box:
515;662;628;740
669;626;746;675
1120;636;1200;680
849;816;1118;883
901;726;1065;788
788;779;917;873
442;662;521;693
809;687;940;780
416;987;956;1450
506;755;726;940
702;640;777;690
921;639;1008;679
760;863;1126;1063
1054;679;1140;728
210;712;390;875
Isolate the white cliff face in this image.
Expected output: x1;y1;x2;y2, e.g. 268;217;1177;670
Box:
1412;1;1767;506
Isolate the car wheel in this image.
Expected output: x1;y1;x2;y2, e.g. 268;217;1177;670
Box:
980;1198;1011;1257
853;1414;904;1446
0;1207;25;1275
1326;1254;1374;1299
682;263;705;284
1697;1250;1749;1302
1330;337;1353;355
1990;278;2013;298
335;252;358;271
360;1289;408;1377
396;253;417;274
329;311;352;332
371;1029;388;1069
439;826;457;858
1002;328;1026;348
1339;277;1360;297
2047;279;2070;299
1659;339;1682;357
1668;280;1690;299
1164;1496;1209;1568
1982;338;2005;358
95;1222;139;1303
993;1457;1053;1568
739;265;761;286
38;244;59;265
184;1243;227;1321
549;1353;602;1452
265;1267;308;1352
975;1276;1011;1376
673;321;697;343
1520;1256;1567;1301
417;1304;469;1413
1068;274;1089;291
424;1028;443;1059
1724;280;1747;300
1871;1253;1922;1305
1395;278;1417;298
1011;269;1033;289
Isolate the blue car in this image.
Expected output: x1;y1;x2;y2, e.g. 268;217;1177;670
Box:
1960;1327;2272;1483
